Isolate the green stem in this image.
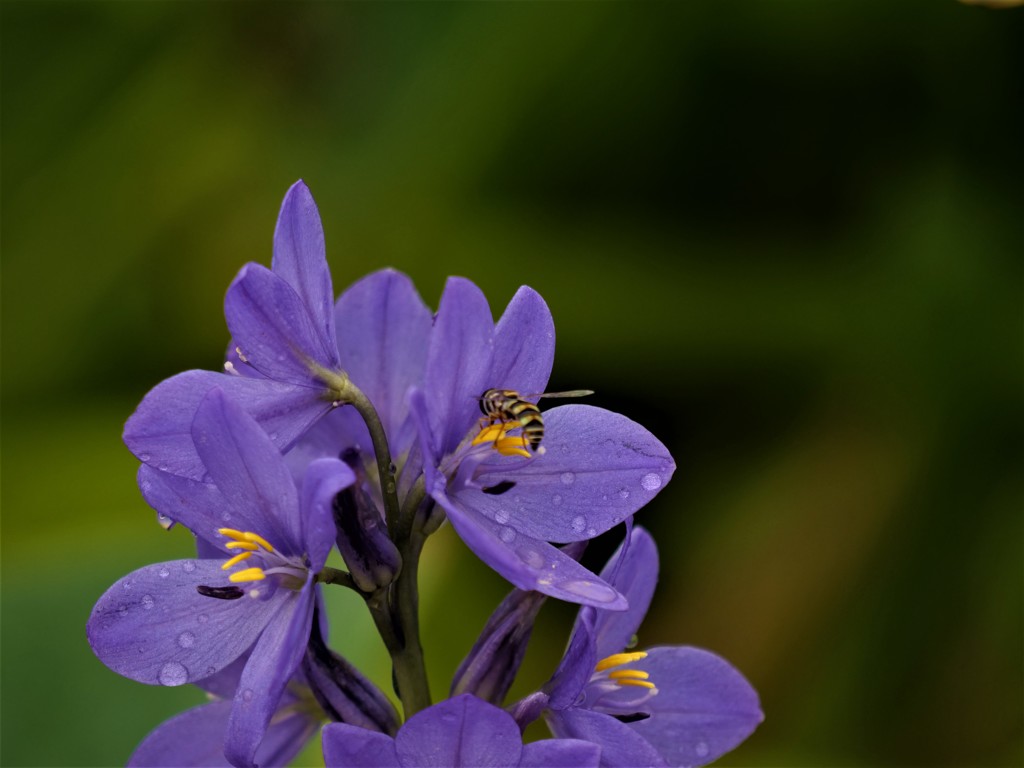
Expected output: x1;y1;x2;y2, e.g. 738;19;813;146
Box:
345;388;402;530
316;566;362;592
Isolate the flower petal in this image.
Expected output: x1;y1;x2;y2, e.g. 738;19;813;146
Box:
225;263;339;384
545;610;598;711
87;560;287;686
436;492;626;609
335;269;432;456
591;526;659;661
322;724;400;768
124;369;332;480
271;180;337;354
467;405;674;543
546;708;668;768
395;694;521;768
422;277;495;456
626;646;763;767
224;582;317;768
490;286;555;398
519;739;602;768
299;457;354;572
192;388;302;556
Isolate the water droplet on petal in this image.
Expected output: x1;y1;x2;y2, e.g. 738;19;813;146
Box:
121;581;132;591
117;604;128;618
158;567;170;579
158;465;169;472
220;511;232;522
177;631;196;649
205;666;216;676
158;662;188;686
552;494;562;505
517;548;546;569
559;579;619;603
268;432;279;441
571;515;587;533
156;513;174;530
141;594;155;610
695;742;710;758
197;614;208;625
182;561;196;573
494;509;510;525
618;488;630;500
241;688;254;702
586;527;597;537
560;472;576;486
139;453;151;462
641;473;662;491
499;526;516;543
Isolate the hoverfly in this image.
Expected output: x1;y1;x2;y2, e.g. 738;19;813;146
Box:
478;388;594;452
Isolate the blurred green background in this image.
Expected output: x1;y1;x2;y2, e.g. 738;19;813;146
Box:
2;1;1021;766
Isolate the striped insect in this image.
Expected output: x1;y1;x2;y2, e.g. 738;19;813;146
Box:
478;388;593;452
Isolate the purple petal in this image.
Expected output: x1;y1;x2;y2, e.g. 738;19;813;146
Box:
124;369;332;480
334;269;432;456
627;646;763;767
192;388;302;556
128;699;316;768
395;694;521;768
545;611;598;711
271;180;337;353
322;724;400;768
591;527;659;661
225;583;317;768
87;560;287;686
422;277;495;456
436;492;627;609
546;708;668;768
225;263;339;384
299;458;354;571
283;405;371;485
519;740;602;768
467;405;675;543
489;286;555;398
195;652;250;699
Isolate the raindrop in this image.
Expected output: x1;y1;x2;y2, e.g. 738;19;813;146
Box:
586;527;597;537
494;509;510;525
182;561;196;573
499;526;516;543
197;614;209;625
117;604;128;618
205;666;216;677
158;662;188;686
268;432;279;441
220;511;232;522
158;567;169;579
552;494;562;505
158;465;169;472
517;548;545;569
241;689;255;703
121;580;132;591
560;579;619;603
560;472;576;486
139;453;151;462
618;488;630;500
177;631;196;649
571;515;587;533
641;473;662;491
141;594;155;610
156;513;174;530
695;742;709;758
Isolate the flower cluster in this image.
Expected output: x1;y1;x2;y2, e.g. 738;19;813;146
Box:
88;181;762;767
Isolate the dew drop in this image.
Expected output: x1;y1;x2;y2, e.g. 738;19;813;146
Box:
121;580;132;591
517;548;546;569
560;579;619;603
552;494;562;505
586;527;597;537
695;742;709;758
158;465;169;472
641;473;662;491
182;561;196;573
220;511;232;522
241;688;255;702
494;509;510;525
158;662;188;686
618;488;630;500
499;526;516;543
158;567;170;579
139;453;151;462
205;666;216;676
571;515;587;533
117;604;128;618
560;472;576;486
197;614;209;625
268;432;279;441
141;594;155;610
156;513;174;530
177;631;196;649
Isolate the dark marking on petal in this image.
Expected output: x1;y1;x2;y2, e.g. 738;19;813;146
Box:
482;481;516;496
614;712;651;724
196;585;244;600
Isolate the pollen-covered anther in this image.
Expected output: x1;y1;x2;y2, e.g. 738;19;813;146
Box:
595;651;648;672
228;567;267;583
472;422;532;459
218;528;275;553
609;669;656;690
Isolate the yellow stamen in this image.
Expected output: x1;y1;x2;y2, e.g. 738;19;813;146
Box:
609;669;650;681
595;651;648;672
615;679;657;689
228;567;266;583
242;532;275;552
218;528;249;540
221;552;253;570
495;437;530;458
472;423;507;446
225;541;259;551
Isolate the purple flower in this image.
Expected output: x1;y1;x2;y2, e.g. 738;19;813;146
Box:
409;277;676;608
322;694;602;768
124;181;349;480
528;527;764;768
88;388;355;767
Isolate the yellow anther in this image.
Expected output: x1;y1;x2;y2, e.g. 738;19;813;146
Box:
595;651;648;673
221;552;253;570
615;679;657;689
225;541;259;551
495;437;531;458
228;567;266;583
218;528;249;540
472;423;507;446
609;669;650;681
242;532;275;552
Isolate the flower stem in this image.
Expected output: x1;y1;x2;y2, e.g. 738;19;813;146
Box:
344;388;402;530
